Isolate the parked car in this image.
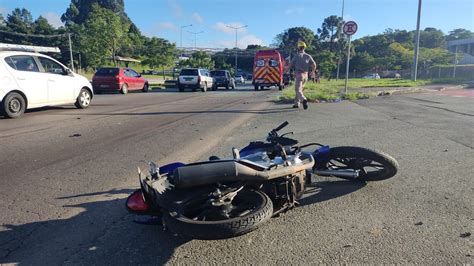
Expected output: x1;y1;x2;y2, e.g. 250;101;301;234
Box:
210;70;235;90
92;67;149;94
0;51;93;118
234;75;245;84
363;73;381;79
177;68;214;92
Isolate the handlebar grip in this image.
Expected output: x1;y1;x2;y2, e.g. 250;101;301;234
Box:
273;121;289;132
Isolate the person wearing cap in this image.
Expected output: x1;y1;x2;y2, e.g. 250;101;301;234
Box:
285;41;316;110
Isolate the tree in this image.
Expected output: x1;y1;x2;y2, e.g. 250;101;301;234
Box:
313;51;337;78
62;0;126;26
419;27;445;48
274;27;315;57
79;4;130;67
446;28;474;41
317;15;344;52
0;14;6;29
33;16;55;35
141;37;177;70
179;51;214;69
6;8;33;34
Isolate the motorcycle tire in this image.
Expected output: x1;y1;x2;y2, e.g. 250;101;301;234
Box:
163;189;273;240
324;146;399;181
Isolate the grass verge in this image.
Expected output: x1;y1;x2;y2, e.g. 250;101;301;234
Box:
279;78;467;102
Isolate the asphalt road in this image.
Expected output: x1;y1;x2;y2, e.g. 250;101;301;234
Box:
0;85;472;264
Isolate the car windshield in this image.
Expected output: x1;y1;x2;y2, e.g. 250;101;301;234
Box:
95;68;119;76
180;69;198;75
210;71;225;77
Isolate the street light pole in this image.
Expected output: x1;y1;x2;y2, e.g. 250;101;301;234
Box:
188;30;204;50
226;25;248;74
180;24;192;49
412;0;422;81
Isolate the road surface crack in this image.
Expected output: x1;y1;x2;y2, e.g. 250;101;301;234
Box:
420;104;474;117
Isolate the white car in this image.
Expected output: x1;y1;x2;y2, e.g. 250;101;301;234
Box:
0;51;93;118
234;75;245;84
363;73;381;79
177;68;214;92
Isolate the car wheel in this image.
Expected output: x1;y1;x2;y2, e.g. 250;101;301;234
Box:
121;84;128;94
2;92;26;118
75;88;92;109
142;83;149;92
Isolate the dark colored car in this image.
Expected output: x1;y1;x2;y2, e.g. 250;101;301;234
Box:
210;70;235;90
92;67;149;94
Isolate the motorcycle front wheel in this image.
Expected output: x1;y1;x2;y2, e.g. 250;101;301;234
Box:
163;189;273;240
324;146;399;181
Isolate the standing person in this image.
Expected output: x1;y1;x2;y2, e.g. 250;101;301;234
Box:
285;41;317;110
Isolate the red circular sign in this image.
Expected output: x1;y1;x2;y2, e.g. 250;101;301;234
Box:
343;21;358;36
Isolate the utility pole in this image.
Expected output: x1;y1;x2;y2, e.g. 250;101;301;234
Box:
180;24;192;49
226;24;248;74
188;30;204;50
68;33;75;72
412;0;422;81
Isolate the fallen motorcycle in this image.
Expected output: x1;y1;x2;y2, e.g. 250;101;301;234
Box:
126;121;398;239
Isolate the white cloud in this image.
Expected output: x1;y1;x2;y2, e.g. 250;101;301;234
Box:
43;12;64;28
153;22;178;32
167;0;183;18
191;12;203;23
214;22;248;35
285;7;304;15
213;34;265;49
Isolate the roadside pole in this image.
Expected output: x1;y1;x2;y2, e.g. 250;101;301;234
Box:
342;21;358;94
344;35;351;94
68;33;75;72
412;0;422;81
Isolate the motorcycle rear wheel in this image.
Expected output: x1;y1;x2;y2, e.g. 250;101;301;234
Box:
324;146;399;181
163;189;273;239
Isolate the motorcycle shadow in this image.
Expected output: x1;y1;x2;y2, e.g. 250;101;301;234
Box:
298;179;367;206
0;188;186;265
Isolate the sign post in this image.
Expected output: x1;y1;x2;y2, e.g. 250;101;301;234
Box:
343;21;358;94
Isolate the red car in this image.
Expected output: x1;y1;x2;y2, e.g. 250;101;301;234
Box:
92;67;149;94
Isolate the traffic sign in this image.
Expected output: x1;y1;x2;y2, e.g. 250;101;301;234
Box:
343;21;358;36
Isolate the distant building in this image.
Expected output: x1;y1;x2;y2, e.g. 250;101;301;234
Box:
446;38;474;64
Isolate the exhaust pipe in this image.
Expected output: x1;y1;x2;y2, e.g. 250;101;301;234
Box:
314;169;359;178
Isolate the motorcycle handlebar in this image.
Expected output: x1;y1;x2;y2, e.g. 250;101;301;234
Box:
272;121;289;133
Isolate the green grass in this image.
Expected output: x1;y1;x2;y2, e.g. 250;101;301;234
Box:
279;78;465;102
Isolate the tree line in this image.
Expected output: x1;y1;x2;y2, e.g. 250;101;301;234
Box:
0;1;472;77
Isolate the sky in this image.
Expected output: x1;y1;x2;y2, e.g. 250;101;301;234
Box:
0;0;473;49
